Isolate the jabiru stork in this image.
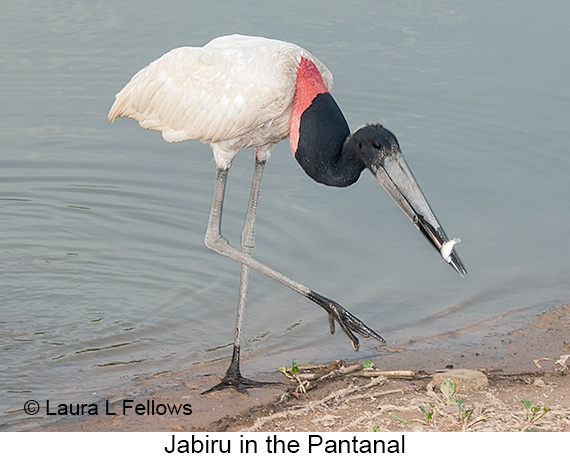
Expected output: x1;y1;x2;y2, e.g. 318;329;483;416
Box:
108;34;466;394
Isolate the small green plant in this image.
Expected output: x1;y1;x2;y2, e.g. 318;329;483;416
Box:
451;397;472;430
278;360;307;395
278;359;299;376
419;403;435;425
391;415;411;425
291;359;298;375
520;398;549;432
452;398;470;418
438;379;492;431
452;396;492;431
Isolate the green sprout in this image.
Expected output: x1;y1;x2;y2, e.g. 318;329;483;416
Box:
391;415;411;425
278;359;307;395
438;378;492;431
419;403;435;424
521;398;549;432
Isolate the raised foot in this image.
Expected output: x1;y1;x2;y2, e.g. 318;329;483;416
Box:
307;291;386;350
201;372;282;395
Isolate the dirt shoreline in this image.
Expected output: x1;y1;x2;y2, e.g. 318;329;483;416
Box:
38;304;570;432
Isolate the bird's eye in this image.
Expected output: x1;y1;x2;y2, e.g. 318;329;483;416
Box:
373;142;383;150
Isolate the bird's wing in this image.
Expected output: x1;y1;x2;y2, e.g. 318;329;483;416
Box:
108;37;332;145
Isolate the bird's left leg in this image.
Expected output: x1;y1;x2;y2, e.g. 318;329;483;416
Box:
202;147;281;394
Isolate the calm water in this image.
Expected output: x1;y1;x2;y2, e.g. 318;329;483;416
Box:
1;0;569;429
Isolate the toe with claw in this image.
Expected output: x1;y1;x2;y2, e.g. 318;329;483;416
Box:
307;291;385;350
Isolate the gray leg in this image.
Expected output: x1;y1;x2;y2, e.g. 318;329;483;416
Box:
202;154;280;394
202;153;385;394
236;153;265;359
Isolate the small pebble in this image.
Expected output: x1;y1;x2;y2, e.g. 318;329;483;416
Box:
433;369;489;392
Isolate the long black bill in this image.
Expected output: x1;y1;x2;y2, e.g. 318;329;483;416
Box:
372;146;467;277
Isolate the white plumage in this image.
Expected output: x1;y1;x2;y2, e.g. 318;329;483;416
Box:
108;35;333;169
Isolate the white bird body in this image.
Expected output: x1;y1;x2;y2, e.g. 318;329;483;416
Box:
108;35;333;169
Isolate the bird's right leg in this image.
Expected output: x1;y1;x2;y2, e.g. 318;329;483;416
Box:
202;152;282;394
204;165;385;367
